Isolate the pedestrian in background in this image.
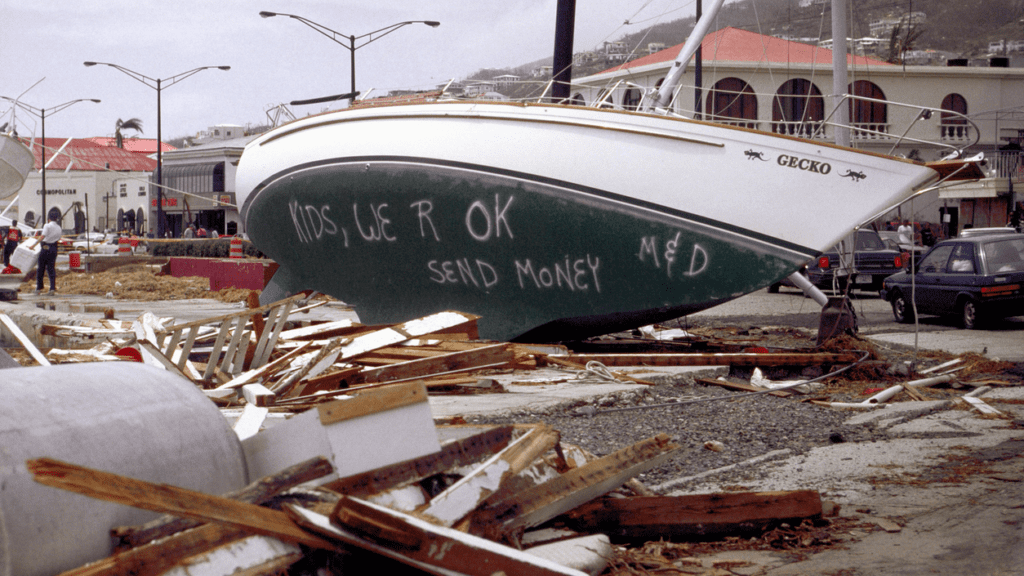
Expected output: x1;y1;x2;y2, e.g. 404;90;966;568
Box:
4;219;22;267
35;214;61;295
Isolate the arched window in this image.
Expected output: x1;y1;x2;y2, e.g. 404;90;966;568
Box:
622;88;642;111
74;210;86;234
570;93;585;106
848;80;888;138
136;208;147;235
24;211;35;227
47;206;62;226
117;209;124;232
595;89;614;109
705;78;757;129
772;79;824;137
940;93;970;141
125;209;136;233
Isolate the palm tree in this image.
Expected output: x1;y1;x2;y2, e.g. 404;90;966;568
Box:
114;118;144;148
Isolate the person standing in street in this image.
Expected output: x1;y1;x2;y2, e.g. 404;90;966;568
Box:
3;219;22;268
36;214;62;295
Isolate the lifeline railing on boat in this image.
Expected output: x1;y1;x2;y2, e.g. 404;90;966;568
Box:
559;81;982;158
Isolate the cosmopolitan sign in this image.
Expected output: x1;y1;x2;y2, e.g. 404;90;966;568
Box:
36;188;78;196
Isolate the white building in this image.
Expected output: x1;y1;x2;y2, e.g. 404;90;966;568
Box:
572;27;1024;235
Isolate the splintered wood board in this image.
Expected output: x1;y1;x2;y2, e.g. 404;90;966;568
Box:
291;499;587;576
561;491;823;539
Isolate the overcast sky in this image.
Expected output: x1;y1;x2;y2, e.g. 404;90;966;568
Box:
1;0;699;141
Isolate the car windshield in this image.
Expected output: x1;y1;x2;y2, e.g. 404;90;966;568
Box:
856;231;886;251
982;238;1024;273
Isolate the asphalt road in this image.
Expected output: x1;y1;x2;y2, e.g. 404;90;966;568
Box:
690;286;1024;362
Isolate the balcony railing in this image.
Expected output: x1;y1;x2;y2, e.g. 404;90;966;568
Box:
941;123;973;143
985;150;1024;180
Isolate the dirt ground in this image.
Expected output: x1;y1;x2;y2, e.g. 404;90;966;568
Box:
17;265;255;303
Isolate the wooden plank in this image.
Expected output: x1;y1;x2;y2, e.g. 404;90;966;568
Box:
280;365;363;399
202;319;234;380
57;523;253;576
137;339;194;382
270;339;344;396
560;491;823;540
695;377;793;398
0;313;51;366
109;456;334;550
27;458;338;550
469;434;681;540
233;403;269;441
216;341;314;390
326;426;515;496
252;298;295;368
337;311;480;364
351;343;514;386
277;319;361;341
421;425;560;526
162;535;301;576
550;352;862;367
307;498;588;576
163;294;305;334
316;381;428;426
242;383;277;407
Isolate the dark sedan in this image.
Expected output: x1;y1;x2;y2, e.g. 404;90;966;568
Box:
880;234;1024;328
807;229;905;292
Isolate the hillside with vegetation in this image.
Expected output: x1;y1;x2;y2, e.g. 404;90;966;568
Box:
463;0;1022;97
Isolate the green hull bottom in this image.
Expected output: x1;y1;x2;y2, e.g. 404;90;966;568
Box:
247;159;813;342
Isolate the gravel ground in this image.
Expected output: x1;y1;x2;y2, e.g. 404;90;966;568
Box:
464;368;886;490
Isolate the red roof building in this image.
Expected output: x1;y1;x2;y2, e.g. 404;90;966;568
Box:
602;27;890;74
21;137;157;172
84;137;175;156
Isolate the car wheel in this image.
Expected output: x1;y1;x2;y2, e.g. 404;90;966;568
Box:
891;291;914;323
960;298;981;329
767;283;780;294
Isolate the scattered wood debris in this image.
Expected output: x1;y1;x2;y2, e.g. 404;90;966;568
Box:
3;294;1021;575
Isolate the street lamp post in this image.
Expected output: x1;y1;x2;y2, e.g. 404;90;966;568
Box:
83;62;230;238
259;12;439;102
0;97;100;227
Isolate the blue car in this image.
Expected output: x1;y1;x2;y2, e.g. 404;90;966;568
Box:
880;233;1024;329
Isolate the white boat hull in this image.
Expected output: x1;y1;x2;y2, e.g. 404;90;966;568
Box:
236;102;937;340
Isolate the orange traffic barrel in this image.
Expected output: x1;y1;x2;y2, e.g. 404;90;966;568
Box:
117;236;131;255
229;236;243;259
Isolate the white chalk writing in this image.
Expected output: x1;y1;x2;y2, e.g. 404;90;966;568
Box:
638;235;710;278
289;200;340;244
427;258;499;288
410;200;441;241
466;194;514;241
354;203;396;242
515;255;600;293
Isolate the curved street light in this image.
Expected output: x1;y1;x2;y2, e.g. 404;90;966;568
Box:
0;96;100;226
259;11;439;102
84;62;231;238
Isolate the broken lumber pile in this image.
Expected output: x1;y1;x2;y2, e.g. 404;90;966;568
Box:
23;407;824;576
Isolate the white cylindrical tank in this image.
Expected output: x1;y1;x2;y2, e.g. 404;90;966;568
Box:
0;363;248;576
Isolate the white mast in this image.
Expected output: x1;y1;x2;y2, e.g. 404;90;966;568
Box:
650;0;727;113
832;0;851;147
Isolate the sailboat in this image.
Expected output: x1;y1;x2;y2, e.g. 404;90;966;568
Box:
234;0;964;342
0;132;33;199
